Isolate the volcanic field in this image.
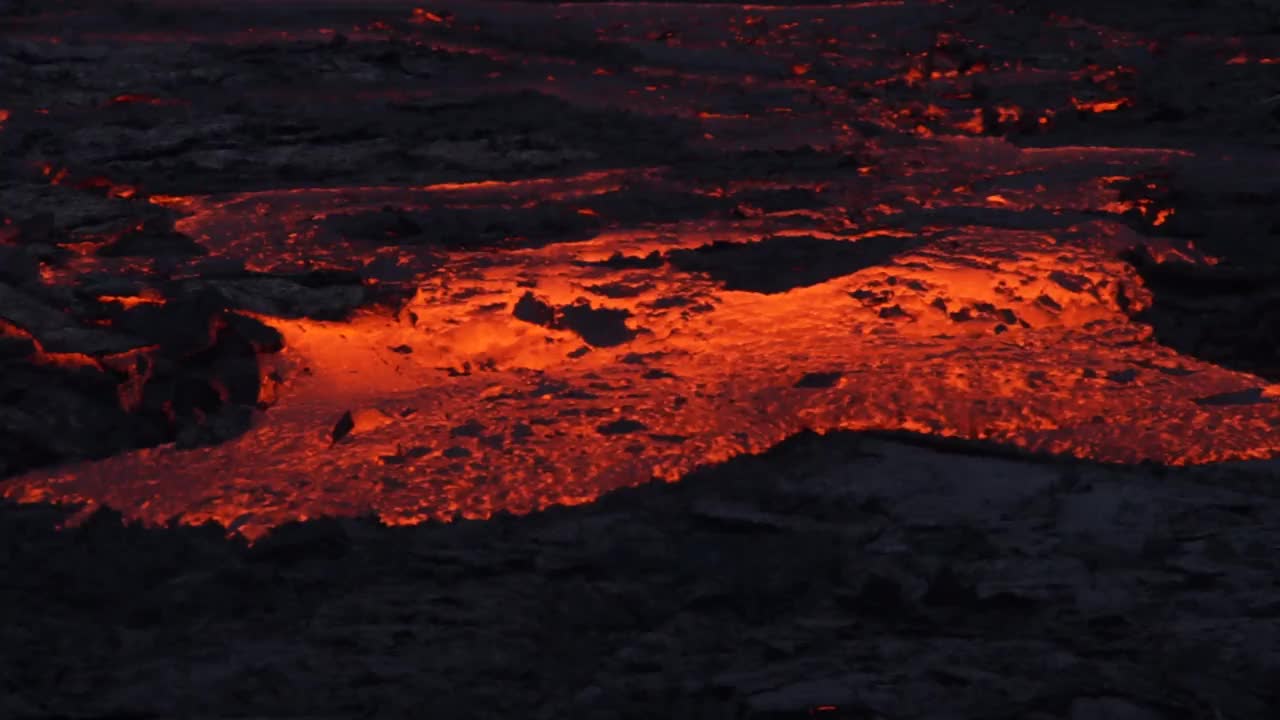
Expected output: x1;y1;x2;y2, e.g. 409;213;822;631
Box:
2;0;1279;717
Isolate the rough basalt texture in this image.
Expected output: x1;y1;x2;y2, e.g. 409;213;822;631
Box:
3;433;1279;719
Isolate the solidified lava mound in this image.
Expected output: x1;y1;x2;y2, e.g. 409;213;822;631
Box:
1;0;1279;537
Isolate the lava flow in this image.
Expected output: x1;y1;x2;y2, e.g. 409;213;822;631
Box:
2;0;1279;538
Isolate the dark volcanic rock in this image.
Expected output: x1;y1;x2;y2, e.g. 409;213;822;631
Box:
411;205;600;250
733;186;831;214
0;285;285;476
204;276;365;320
330;411;355;445
1117;153;1280;379
0;360;166;477
512;291;556;327
667;235;922;294
1124;248;1280;380
0;335;35;359
223;312;284;354
1193;388;1271;407
0;282;144;355
511;293;639;347
597;418;647;435
96;219;207;257
3;431;1279;718
0;246;39;285
175;404;253;449
794;371;843;389
579;251;664;270
324;207;426;243
133;315;268;445
557;301;637;347
317;192;606;251
111;289;229;354
585;188;730;225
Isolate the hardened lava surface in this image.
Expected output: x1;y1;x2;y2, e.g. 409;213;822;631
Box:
2;0;1279;537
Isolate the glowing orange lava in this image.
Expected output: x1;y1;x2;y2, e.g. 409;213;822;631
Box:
11;139;1279;539
1071;97;1131;113
4;0;1278;539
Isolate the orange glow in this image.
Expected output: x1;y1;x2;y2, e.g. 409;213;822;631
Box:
956;109;985;134
1072;97;1132;113
996;105;1022;124
96;293;166;309
1226;53;1278;65
41;164;69;185
410;8;449;25
1;321;101;373
108;93;185;107
4;0;1277;541
11;144;1279;539
77;176;138;199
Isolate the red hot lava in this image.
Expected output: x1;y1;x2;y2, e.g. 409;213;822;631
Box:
3;0;1278;539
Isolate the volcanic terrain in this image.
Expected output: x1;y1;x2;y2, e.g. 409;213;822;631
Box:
2;0;1279;717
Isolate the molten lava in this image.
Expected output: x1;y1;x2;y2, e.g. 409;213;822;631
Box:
3;0;1278;539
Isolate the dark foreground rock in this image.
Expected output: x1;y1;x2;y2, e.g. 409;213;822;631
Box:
1120;153;1280;380
0;282;285;474
2;431;1277;719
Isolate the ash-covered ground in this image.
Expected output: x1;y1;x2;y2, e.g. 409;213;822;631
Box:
1;0;1279;717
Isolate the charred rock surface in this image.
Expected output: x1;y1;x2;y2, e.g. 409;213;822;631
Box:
667;235;924;294
2;433;1279;719
1125;248;1280;381
1121;157;1280;380
0;279;285;473
0;359;163;478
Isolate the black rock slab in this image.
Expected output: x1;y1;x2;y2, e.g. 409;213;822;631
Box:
667;235;924;294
